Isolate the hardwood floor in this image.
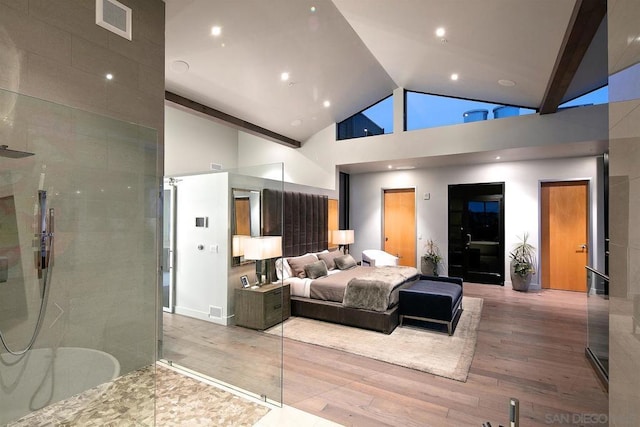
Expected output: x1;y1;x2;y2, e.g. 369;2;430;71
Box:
162;284;608;427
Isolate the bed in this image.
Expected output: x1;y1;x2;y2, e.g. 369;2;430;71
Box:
261;189;419;333
277;251;419;334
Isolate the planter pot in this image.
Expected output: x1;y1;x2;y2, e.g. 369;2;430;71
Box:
510;261;532;291
421;258;439;276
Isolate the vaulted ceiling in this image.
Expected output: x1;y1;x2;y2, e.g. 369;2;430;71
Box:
165;0;607;146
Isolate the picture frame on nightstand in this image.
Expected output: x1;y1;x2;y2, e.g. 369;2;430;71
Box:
240;275;250;288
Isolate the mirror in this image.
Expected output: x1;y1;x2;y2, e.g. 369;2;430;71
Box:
231;189;261;266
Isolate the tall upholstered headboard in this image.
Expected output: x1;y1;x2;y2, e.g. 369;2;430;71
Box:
262;189;328;257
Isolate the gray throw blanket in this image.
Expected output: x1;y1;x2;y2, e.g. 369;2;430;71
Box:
343;266;418;312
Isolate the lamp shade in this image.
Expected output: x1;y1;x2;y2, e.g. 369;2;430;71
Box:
232;235;250;257
332;230;354;245
243;236;283;260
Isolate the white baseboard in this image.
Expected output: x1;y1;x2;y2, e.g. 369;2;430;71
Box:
174;306;230;325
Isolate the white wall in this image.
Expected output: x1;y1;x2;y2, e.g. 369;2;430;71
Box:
165;103;239;176
350;156;603;289
167;94;607;197
236;104;607;191
174;172;231;325
237;127;338;190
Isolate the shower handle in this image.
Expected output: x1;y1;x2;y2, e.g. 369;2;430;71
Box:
44;207;54;268
36;191;54;278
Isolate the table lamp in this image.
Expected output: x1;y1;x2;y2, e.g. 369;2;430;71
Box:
333;230;354;254
243;236;282;285
232;234;250;258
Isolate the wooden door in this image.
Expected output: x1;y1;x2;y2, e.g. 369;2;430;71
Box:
383;189;416;267
541;181;588;291
234;198;251;235
328;199;339;248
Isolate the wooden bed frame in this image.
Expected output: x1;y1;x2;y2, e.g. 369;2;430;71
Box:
291;296;402;334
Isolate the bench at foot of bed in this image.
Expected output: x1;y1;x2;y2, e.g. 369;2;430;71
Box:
398;275;463;335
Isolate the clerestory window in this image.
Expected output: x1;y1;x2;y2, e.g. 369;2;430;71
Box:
336;95;393;140
405;91;536;131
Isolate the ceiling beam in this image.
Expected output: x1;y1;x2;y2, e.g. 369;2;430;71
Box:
165;91;302;149
539;0;607;115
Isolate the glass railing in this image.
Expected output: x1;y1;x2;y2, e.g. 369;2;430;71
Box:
585;266;609;388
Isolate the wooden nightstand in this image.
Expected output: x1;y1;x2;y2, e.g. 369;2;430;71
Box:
234;283;290;330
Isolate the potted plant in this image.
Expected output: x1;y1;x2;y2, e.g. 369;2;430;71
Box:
509;232;536;291
421;239;442;276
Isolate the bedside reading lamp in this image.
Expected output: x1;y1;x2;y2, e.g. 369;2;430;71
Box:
333;230;354;254
243;236;282;285
232;234;250;259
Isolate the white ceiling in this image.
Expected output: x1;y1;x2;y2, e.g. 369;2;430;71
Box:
165;0;607;164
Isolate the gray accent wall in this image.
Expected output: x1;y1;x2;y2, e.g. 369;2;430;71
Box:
0;0;164;136
608;1;640;425
0;0;165;376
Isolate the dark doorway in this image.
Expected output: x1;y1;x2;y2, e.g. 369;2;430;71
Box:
448;183;505;285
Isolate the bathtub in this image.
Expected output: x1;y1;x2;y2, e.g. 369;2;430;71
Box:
0;347;120;425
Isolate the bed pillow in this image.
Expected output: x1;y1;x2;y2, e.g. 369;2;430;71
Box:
274;258;292;280
334;254;357;270
286;254;318;278
304;260;328;279
317;250;344;270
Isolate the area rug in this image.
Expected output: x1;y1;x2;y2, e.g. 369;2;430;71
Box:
267;296;483;382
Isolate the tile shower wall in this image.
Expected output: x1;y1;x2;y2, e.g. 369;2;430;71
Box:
0;0;164;378
608;1;640;425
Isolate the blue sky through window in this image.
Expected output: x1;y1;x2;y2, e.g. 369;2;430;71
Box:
559;86;608;109
361;95;393;134
405;92;536;131
351;86;609;137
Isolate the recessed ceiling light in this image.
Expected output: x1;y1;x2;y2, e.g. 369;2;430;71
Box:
105;73;113;80
450;73;459;81
498;79;516;87
310;6;316;12
170;60;190;73
435;27;446;37
495;156;501;160
211;26;222;37
280;72;289;81
387;165;393;169
323;100;331;108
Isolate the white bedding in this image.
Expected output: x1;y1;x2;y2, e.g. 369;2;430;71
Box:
285;269;342;298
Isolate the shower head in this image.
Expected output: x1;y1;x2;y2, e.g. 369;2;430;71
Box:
0;145;34;158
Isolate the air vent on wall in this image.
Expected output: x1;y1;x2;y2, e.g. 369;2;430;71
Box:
96;0;132;41
210;163;223;171
209;306;222;319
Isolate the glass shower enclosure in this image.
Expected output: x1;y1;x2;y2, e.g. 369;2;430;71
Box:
0;89;159;424
161;163;285;405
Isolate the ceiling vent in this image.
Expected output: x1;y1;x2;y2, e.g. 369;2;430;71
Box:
96;0;132;41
